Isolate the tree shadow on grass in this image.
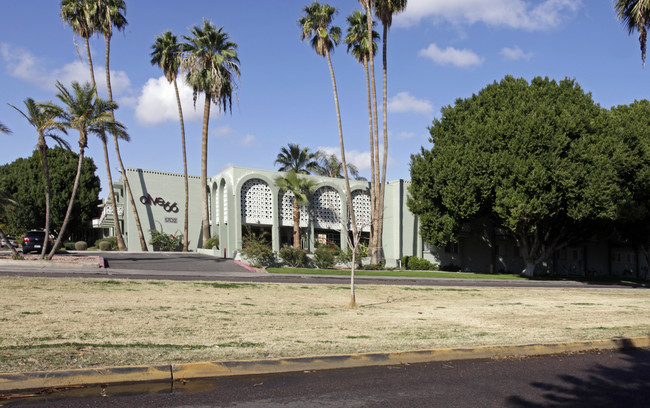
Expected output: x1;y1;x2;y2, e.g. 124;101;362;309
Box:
507;347;650;407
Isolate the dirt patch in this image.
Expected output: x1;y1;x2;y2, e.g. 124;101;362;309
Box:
0;277;648;373
0;251;100;265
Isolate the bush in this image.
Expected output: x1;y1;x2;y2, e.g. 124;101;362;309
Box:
440;263;461;272
361;263;385;270
313;243;341;269
98;241;113;251
64;242;76;251
278;245;309;268
240;233;274;267
404;256;438;271
95;237;118;251
203;235;219;249
150;229;183;251
75;241;88;251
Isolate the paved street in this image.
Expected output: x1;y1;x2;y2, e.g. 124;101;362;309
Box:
12;348;650;407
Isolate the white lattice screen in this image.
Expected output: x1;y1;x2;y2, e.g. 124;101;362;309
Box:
313;186;341;229
350;190;371;231
215;186;229;224
241;179;272;224
279;191;309;227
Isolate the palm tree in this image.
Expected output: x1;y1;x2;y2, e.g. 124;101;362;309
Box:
61;0;127;251
275;143;321;174
0;122;11;134
276;170;317;249
182;19;240;245
0;187;20;258
8;99;70;259
151;30;189;252
615;0;650;66
315;151;362;180
360;0;407;264
94;0;148;252
47;81;125;259
300;1;359;306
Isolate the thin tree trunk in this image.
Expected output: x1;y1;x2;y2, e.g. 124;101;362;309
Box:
293;199;300;249
39;142;51;259
201;94;212;244
376;22;390;265
49;148;85;259
326;50;357;307
105;36;148;251
84;36;126;251
0;229;19;258
173;79;189;252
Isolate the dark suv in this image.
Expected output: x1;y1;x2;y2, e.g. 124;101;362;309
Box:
22;230;53;254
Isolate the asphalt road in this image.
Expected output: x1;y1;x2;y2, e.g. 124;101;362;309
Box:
0;252;647;289
12;348;650;407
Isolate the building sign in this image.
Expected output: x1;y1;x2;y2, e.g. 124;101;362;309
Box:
140;194;179;213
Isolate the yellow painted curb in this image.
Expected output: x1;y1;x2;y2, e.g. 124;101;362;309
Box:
1;336;649;393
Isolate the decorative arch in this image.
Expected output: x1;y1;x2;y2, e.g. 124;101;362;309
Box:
240;178;273;225
279;190;309;227
350;189;371;231
313;186;342;229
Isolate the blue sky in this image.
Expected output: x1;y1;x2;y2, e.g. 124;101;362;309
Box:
1;0;649;196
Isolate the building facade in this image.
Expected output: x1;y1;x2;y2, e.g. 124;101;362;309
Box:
93;167;649;278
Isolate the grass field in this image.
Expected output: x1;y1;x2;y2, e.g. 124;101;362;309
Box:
1;276;649;373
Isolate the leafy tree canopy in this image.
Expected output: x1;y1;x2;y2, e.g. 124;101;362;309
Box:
0;146;101;238
408;76;632;276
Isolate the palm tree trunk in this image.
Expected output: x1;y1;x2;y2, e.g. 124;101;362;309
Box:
49;147;85;259
173;79;189;252
326;50;357;308
293;199;300;249
201;94;212;244
105;36;148;252
0;229;19;258
376;22;390;265
39;143;51;259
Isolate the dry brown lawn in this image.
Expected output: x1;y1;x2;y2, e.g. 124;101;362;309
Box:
0;276;649;373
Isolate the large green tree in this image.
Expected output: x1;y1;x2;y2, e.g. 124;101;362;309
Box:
409;76;624;277
182;19;240;245
0;147;101;240
151;30;189;252
0;185;19;257
615;0;650;65
275;170;317;249
8;99;69;258
299;1;359;306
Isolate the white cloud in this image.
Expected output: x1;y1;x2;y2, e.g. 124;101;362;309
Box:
419;44;483;68
134;76;212;126
212;124;234;138
500;46;533;61
388;92;434;115
240;134;256;147
317;146;395;172
1;43;130;96
395;0;581;30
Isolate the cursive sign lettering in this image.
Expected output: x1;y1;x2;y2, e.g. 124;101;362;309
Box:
140;194;179;213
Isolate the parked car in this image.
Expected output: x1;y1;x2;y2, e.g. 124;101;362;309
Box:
21;230;53;254
0;236;17;248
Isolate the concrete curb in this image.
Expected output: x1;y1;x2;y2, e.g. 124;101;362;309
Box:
0;260;99;269
1;336;649;393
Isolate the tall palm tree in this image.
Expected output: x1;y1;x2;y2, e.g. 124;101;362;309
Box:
276;170;317;249
94;0;148;252
275;143;321;174
360;0;407;264
182;19;240;244
315;151;362;180
0;186;20;258
8;99;70;259
151;30;189;252
61;0;128;251
615;0;650;66
300;1;359;306
47;81;125;259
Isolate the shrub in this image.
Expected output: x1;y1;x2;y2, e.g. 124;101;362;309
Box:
313;243;341;269
279;245;309;268
361;263;385;270
98;240;112;251
404;256;438;271
64;242;76;251
95;237;118;251
203;235;219;249
240;233;274;267
401;255;410;269
74;241;88;251
150;229;183;251
440;263;461;272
